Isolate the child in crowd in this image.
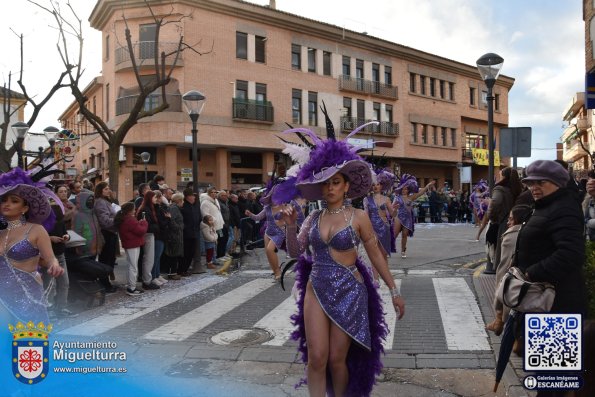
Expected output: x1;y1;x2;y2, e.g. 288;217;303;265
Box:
115;202;148;296
201;215;218;270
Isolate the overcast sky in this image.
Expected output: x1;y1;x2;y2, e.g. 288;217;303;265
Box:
0;0;584;166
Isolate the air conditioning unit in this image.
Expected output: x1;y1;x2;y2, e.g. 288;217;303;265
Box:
118;146;126;162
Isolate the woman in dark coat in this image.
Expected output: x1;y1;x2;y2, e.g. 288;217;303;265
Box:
163;193;184;279
477;167;523;269
516;160;587;316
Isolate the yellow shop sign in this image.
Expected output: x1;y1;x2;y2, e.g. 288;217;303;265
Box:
471;148;500;166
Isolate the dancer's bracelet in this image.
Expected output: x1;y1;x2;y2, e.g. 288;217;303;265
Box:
390;287;401;298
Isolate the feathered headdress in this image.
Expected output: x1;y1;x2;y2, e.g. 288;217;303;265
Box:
371;166;396;194
394;173;419;194
281;102;376;200
0;164;65;230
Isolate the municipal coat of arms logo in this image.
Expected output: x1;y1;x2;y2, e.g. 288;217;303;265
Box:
9;321;52;385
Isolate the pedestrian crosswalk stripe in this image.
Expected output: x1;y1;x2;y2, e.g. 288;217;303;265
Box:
143;278;276;341
432;278;490;351
58;276;226;336
254;296;297;346
378;280;402;350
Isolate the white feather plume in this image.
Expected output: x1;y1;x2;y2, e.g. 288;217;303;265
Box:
282;142;311;177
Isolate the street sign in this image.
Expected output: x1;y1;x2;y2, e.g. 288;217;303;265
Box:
499;127;532;158
586;72;595;109
180;167;192;182
347;138;374;149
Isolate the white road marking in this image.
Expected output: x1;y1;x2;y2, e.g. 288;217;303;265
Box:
254;296;298;346
379;280;402;350
432;278;490;351
58;276;226;336
143;278;275;341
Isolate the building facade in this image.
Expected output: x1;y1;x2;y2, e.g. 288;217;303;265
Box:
60;0;514;202
1;87;27;168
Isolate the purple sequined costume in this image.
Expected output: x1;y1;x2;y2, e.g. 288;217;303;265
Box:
250;200;304;249
393;195;414;237
288;210;388;396
365;196;392;256
0;227;49;324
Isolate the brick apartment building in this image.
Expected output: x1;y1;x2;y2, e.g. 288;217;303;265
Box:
59;0;514;202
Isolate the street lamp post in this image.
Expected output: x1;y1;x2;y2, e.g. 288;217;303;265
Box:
43;126;60;160
476;53;504;194
11;122;29;169
476;53;504;275
182;90;207;195
140;152;151;183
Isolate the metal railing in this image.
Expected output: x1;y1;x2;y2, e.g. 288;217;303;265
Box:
338;75;398;99
115;42;183;65
232;99;274;123
339;117;399;137
115;93;182;116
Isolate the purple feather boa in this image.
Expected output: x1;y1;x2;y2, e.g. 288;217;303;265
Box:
290;255;389;396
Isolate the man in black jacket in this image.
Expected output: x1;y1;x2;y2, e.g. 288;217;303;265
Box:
517;160;587;316
228;194;241;253
217;191;231;258
180;188;204;275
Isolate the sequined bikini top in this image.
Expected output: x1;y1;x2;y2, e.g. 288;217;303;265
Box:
4;225;40;262
311;210;360;252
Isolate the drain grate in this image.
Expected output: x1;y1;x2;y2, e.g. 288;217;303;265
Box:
210;328;272;347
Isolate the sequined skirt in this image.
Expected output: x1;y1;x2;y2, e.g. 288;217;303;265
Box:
371;217;392;256
310;260;371;350
0;255;49;324
265;222;286;250
397;207;414;237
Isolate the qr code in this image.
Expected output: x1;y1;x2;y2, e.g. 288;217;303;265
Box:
525;314;582;371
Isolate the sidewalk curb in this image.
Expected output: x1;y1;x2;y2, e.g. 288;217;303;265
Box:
463;258;487;269
472;272;533;397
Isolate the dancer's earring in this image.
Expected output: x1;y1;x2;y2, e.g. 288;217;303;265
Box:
343;192;352;207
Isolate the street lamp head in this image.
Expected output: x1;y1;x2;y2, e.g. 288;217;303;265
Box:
476;52;504;87
140;151;151;164
11;122;30;139
182;90;206;119
43;125;60;146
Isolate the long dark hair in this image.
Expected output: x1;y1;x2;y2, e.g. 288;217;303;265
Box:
136;190;157;222
496;167;522;200
114;202;135;228
94;181;109;199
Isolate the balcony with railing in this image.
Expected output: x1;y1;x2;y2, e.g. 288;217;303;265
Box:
232;99;274;123
462;148;474;161
114;42;184;72
339;117;399;137
564;140;590;163
115;93;182;116
338;75;398;99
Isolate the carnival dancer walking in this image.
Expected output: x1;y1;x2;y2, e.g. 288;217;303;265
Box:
0;167;65;324
280;106;405;397
392;175;435;258
246;176;304;281
470;180;489;227
364;168;396;258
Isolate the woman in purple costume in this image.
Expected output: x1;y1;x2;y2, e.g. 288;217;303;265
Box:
246;179;304;281
393;175;435;258
470;179;489;227
280;107;405;397
364;169;395;258
0;167;65;325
